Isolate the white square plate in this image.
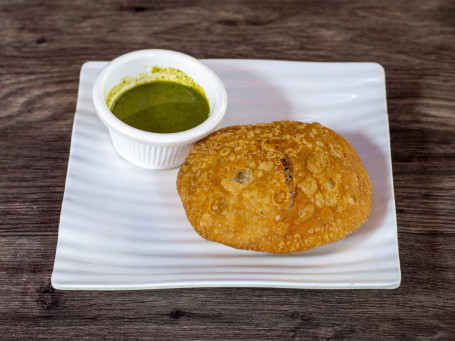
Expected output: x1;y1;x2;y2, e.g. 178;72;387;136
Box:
52;60;401;290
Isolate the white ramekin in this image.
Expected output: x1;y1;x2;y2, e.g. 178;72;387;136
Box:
92;49;227;169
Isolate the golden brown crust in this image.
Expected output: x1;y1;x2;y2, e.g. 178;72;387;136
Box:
176;121;372;254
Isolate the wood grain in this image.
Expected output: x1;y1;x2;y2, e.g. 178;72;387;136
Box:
1;0;454;339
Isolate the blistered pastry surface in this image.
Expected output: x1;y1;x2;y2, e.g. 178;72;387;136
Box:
177;121;372;254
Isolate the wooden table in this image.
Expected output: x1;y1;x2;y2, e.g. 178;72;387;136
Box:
1;0;454;339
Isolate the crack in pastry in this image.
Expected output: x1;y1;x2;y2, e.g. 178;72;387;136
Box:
280;157;295;218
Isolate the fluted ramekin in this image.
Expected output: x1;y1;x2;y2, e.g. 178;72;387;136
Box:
92;49;227;169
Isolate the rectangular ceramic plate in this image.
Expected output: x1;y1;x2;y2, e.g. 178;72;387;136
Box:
52;60;401;290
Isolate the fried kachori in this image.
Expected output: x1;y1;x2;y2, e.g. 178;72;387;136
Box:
176;121;372;254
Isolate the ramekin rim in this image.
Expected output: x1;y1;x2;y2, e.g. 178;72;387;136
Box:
92;49;228;147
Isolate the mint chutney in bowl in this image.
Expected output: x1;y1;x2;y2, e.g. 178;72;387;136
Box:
92;49;227;169
110;77;210;134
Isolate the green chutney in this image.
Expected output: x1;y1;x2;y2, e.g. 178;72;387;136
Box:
111;81;210;133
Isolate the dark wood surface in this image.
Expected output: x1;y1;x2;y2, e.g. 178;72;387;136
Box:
1;0;454;339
